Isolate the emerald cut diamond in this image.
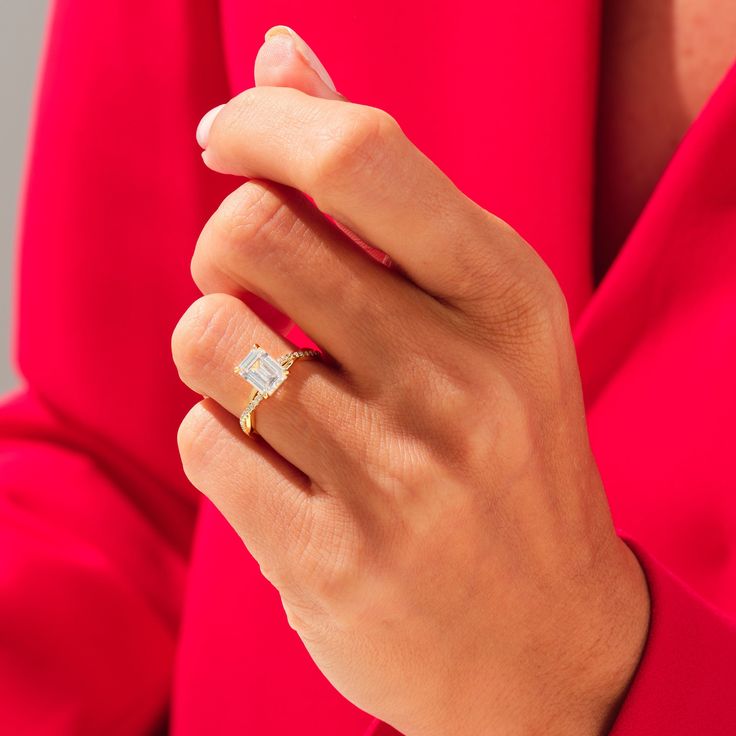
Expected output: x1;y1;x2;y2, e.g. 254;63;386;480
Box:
236;346;286;395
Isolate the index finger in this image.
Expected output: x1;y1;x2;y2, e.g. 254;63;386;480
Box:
200;86;514;304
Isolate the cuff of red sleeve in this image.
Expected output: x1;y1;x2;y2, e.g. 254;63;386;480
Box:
608;532;736;735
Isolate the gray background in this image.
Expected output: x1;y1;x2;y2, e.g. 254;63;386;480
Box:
0;1;48;396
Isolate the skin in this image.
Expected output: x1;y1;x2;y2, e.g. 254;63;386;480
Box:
171;15;731;735
594;0;736;278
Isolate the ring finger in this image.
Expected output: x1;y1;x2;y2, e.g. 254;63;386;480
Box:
171;291;364;487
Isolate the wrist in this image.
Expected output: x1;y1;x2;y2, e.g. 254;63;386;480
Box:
535;535;651;736
579;536;651;733
404;536;651;736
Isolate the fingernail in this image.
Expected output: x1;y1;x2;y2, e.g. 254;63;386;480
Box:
264;25;337;93
196;103;226;148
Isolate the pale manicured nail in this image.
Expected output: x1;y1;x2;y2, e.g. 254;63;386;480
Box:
264;25;337;93
196;103;226;148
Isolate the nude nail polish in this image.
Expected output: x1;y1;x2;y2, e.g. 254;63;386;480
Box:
264;25;337;93
196;103;226;148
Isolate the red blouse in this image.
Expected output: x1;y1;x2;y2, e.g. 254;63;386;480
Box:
1;0;734;733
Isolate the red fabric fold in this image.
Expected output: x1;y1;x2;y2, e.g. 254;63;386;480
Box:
609;535;736;735
0;389;183;733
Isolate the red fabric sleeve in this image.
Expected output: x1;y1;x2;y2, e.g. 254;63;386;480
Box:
0;389;184;733
607;534;736;734
364;534;736;736
0;0;236;731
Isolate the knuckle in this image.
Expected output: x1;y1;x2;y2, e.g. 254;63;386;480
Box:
171;293;240;382
451;213;571;348
494;273;550;333
471;264;568;354
460;390;529;472
442;210;518;302
192;181;305;294
309;106;399;193
537;263;570;328
503;262;569;349
211;181;293;256
427;375;533;486
385;351;519;474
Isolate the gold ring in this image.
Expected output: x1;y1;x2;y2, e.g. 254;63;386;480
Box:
234;344;321;436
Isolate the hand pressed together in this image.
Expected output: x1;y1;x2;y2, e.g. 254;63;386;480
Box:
171;26;650;736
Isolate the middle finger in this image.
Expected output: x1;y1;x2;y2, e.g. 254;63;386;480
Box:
199;85;506;306
191;177;445;377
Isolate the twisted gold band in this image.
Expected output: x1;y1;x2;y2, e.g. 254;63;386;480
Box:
234;345;321;437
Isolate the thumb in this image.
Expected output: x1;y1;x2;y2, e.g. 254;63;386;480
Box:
254;25;347;101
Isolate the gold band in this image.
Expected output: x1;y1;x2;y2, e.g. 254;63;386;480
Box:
234;345;321;437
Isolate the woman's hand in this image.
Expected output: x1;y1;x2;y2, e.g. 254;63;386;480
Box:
172;27;650;736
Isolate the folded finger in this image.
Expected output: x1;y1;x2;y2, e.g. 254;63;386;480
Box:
199;86;514;306
191;178;444;377
172;292;362;487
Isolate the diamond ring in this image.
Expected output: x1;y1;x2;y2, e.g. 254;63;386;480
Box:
234;344;321;436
